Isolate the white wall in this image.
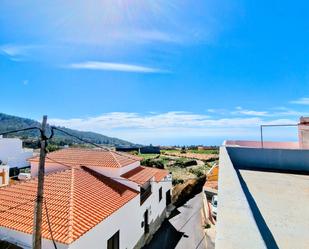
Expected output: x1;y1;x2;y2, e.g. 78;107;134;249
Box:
0;138;33;168
140;177;172;225
82;162;140;190
69;195;143;249
0;226;68;249
69;177;172;249
31;162;68;177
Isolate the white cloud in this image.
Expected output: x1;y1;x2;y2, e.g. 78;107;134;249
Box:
49;112;297;144
0;45;26;57
232;106;269;116
0;44;42;61
290;97;309;105
68;61;167;73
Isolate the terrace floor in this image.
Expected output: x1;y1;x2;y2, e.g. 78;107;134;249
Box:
239;169;309;249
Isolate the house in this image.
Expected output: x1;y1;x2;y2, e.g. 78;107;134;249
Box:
0;136;33;175
139;146;160;154
216;117;309;249
0;148;172;249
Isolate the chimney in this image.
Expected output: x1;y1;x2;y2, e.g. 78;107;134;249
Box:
298;117;309;149
0;169;6;185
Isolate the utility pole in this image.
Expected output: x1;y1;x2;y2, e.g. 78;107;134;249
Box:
32;115;48;249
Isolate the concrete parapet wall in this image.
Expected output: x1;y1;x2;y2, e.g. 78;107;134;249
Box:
227;147;309;172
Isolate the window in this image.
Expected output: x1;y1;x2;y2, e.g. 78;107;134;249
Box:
107;231;119;249
140;182;152;205
159;187;162;202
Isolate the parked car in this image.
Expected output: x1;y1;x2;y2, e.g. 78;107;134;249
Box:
211;195;218;218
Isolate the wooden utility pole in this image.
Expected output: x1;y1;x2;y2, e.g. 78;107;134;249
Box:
32;115;48;249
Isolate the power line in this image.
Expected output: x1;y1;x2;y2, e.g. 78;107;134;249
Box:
0;198;37;214
44;199;57;249
0;127;41;136
50;126;141;162
50;127;109;151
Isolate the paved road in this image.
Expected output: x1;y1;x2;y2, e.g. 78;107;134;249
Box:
143;192;206;249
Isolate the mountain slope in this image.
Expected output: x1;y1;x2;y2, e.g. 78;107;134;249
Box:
0;113;134;147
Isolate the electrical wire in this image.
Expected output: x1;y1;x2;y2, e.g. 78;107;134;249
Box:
50;127;110;151
0;198;36;214
50;126;144;162
0;127;41;136
44;199;58;249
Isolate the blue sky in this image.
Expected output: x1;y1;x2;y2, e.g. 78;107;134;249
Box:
0;0;308;145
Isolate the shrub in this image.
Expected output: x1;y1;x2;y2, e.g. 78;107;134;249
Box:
172;178;184;185
173;159;197;168
180;146;187;154
141;158;165;169
183;160;197;167
189;168;204;177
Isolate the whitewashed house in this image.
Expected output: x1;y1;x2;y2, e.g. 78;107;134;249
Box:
0;148;172;249
0;136;33;169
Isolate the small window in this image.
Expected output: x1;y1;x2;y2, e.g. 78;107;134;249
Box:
107;231;119;249
159;187;162;202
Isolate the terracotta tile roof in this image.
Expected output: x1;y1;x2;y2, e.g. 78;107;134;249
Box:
0;167;138;244
204;180;218;190
121;166;169;185
29;148;140;168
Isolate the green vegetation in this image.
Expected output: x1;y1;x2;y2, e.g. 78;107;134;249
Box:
138;153;160;160
141;158;164;169
174;159;197;168
188;168;204;177
189;149;219;154
161;149;219;155
0;113;134;148
203;223;211;229
139;153;214;185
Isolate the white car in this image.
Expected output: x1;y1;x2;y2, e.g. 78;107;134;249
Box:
211;195;218;218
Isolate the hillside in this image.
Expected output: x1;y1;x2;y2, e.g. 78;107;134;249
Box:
0;113;134;148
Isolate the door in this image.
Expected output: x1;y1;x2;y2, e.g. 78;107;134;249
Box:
166;190;171;206
107;230;119;249
144;209;149;234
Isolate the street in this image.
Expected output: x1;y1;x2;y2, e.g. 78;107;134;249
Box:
143;192;207;249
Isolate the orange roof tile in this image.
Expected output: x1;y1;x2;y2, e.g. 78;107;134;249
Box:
121;166;169;185
0;167;138;244
29;148;140;168
204;180;218;190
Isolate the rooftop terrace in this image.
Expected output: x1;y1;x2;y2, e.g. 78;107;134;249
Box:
216;145;309;249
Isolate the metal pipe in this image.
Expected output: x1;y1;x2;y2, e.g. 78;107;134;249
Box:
260;124;298;149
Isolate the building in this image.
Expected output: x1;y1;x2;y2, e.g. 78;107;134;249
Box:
0;136;33;172
115;145;160;154
216;118;309;249
0;148;172;249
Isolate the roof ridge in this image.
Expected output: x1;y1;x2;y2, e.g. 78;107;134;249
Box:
66;167;75;244
113;150;141;160
110;151;122;167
